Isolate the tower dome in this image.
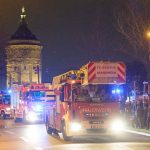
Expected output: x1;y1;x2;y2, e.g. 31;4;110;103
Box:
8;7;41;45
10;20;37;40
11;7;37;40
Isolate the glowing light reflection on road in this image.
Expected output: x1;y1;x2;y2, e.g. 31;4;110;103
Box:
22;124;51;147
23;125;43;142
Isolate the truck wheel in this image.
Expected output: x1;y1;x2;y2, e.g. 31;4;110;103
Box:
46;119;53;134
61;122;72;141
1;111;6;120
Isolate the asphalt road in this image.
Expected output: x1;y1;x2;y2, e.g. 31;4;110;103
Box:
0;119;150;150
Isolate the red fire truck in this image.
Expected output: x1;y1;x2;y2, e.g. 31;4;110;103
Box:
45;61;126;140
0;93;11;119
11;83;55;122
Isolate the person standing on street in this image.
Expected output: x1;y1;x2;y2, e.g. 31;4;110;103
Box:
146;98;150;130
143;98;148;128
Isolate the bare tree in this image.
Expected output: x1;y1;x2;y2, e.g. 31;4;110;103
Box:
114;0;150;64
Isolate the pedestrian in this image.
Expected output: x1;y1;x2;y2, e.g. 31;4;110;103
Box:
136;99;143;128
125;101;132;126
131;100;137;128
143;98;148;128
146;98;150;130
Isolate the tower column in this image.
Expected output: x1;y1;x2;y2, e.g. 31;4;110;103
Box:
29;64;32;83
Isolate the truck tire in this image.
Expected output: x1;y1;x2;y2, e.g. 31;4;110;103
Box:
46;118;53;134
61;121;72;141
1;111;6;119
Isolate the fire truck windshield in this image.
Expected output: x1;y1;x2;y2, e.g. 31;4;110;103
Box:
30;91;45;101
73;84;124;103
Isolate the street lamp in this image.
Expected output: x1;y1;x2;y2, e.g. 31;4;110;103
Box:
146;30;150;60
146;31;150;39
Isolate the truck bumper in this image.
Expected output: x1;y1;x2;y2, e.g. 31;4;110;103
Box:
67;120;126;137
15;113;23;119
0;111;13;119
69;128;124;137
5;111;11;115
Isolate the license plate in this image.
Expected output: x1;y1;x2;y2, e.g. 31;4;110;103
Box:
91;124;103;128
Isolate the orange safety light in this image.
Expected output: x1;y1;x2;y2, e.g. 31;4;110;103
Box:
71;80;76;84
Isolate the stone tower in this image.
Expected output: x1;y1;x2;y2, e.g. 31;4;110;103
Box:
6;7;42;88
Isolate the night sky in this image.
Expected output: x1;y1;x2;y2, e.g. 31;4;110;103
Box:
0;0;132;89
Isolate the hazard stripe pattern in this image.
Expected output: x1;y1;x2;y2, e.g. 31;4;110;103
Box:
117;63;126;83
88;62;126;83
88;62;96;82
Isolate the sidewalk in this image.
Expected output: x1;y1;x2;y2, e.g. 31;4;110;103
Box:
125;127;150;136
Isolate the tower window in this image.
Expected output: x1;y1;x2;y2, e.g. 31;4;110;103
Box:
14;66;17;70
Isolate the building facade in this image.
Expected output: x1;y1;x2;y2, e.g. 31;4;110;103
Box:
6;7;42;88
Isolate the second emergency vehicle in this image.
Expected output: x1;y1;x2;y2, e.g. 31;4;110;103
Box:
0;92;11;119
11;83;55;122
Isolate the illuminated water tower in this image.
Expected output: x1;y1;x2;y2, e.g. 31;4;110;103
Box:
6;7;42;88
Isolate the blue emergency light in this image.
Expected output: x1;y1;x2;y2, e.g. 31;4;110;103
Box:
112;87;123;94
8;90;11;94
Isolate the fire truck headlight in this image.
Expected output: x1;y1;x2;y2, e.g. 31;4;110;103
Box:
6;107;11;111
27;111;37;121
32;105;43;112
70;122;82;132
111;119;125;132
36;105;43;111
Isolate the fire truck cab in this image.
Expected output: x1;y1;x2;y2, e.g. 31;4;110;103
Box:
46;61;126;140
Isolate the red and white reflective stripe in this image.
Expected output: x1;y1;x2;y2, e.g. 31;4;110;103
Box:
54;89;60;95
117;63;126;83
88;62;96;82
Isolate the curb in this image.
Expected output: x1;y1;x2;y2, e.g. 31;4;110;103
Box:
125;129;150;137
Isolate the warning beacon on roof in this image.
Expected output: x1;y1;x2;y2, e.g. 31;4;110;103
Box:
85;61;126;84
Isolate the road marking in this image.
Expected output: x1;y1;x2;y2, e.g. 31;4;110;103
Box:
125;129;150;137
117;143;134;150
20;136;29;143
33;147;43;150
4;131;14;135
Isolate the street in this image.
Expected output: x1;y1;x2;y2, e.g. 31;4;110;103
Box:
0;119;150;150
